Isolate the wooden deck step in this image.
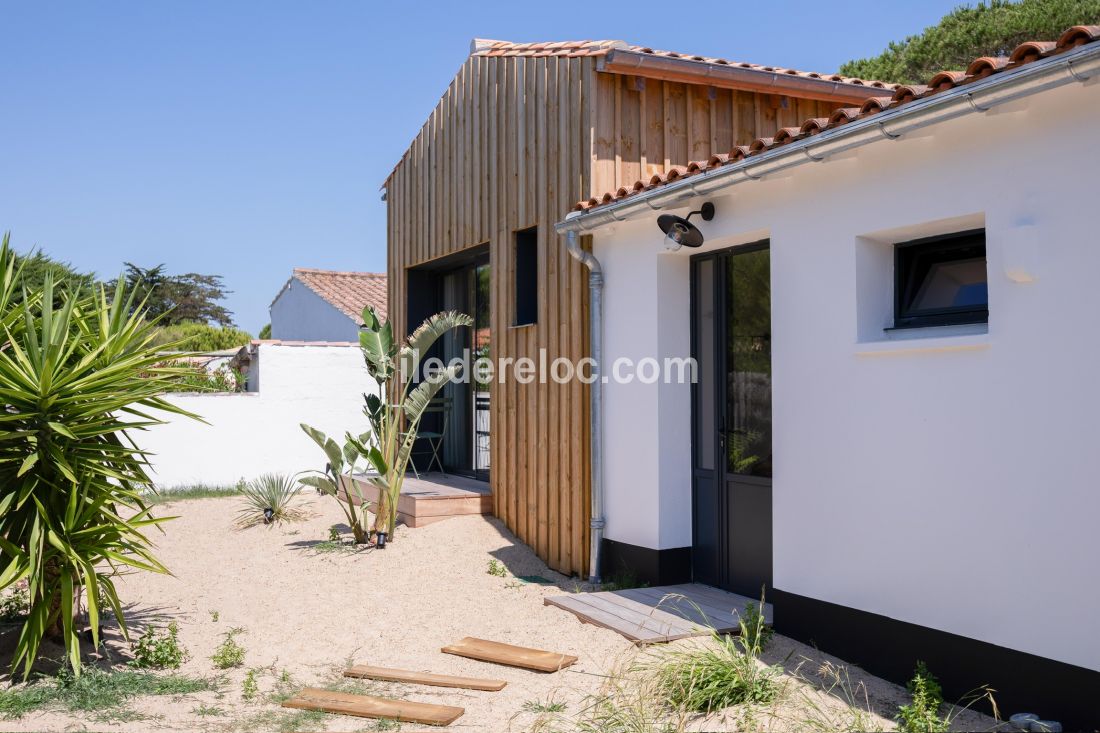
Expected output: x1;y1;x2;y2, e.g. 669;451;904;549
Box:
343;473;491;527
281;687;463;726
344;664;507;691
441;637;578;673
544;583;772;644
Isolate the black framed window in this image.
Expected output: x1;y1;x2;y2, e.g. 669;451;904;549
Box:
894;230;987;329
514;227;537;325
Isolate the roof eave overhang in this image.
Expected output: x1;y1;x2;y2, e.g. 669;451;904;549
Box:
559;42;1100;235
599;49;879;105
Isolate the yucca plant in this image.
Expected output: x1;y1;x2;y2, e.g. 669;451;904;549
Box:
0;233;196;679
234;473;307;528
302;306;472;544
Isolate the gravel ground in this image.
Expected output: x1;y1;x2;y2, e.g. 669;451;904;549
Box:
0;495;1001;732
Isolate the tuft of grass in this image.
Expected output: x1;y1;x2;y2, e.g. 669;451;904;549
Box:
740;598;773;652
236;473;309;528
650;634;780;713
601;568;647;591
896;662;948;733
242;668;259;701
279;709;328;732
524;697;568;713
487;559;507;577
310;538;365;555
209;609;220;622
371;718;401;730
0;683;54;719
193;703;227;717
212;627;247;669
0;667;218;720
527;660;683;733
145;483;242;503
130;620;187;670
241;707;328;733
646;595;779;714
780;658;885;732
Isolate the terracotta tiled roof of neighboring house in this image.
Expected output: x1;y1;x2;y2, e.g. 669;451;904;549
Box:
573;25;1100;213
470;38;898;91
291;268;388;323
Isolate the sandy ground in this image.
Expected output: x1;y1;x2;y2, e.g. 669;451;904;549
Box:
0;495;1001;732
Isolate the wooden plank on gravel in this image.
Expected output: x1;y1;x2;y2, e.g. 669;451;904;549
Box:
344;664;507;691
663;584;773;624
592;591;703;633
576;593;696;636
545;594;697;643
281;687;464;726
617;587;741;628
441;637;577;672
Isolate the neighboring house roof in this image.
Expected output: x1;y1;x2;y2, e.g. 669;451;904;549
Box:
573;25;1100;213
279;268;388;323
471;38;898;92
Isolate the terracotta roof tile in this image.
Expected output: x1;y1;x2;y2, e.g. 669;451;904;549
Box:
291;268;387;324
572;25;1100;214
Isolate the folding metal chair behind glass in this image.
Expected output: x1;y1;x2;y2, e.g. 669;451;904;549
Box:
410;397;450;478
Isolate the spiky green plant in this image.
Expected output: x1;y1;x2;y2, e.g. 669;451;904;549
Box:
0;232;196;679
298;429;371;543
302;306;472;541
357;307;473;537
235;473;306;528
644;593;780;714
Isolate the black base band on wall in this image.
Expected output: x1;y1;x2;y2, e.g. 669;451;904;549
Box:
772;588;1100;732
600;539;691;587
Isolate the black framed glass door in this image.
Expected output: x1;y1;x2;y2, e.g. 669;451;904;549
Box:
407;245;491;482
691;241;773;596
439;254;491;481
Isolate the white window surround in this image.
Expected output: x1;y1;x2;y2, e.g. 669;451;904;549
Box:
854;327;990;356
855;213;989;348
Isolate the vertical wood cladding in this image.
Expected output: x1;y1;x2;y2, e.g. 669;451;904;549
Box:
386;58;844;576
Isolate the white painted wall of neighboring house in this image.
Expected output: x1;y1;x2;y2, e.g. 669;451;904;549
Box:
270;277;360;342
137;343;373;488
591;79;1100;672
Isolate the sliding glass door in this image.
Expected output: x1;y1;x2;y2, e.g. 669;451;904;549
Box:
438;254;490;481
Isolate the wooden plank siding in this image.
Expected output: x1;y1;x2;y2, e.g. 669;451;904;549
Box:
385;58;848;577
387;55;595;577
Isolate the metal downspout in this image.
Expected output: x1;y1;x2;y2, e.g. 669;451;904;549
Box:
565;230;604;584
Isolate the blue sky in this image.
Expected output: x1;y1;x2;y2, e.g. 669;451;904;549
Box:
0;1;964;333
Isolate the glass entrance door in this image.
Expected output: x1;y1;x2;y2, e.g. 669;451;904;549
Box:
472;260;491;480
438;254;490;481
691;241;773;596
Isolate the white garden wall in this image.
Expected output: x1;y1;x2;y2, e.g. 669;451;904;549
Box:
591;79;1100;672
137;342;374;488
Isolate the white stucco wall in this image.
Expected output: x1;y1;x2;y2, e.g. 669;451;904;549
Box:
136;343;375;488
591;79;1100;672
270;277;360;342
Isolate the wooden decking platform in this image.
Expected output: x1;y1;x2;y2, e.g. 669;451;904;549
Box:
545;583;773;644
342;473;492;528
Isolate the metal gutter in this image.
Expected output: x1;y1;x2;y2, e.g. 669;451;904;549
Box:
564;231;605;585
559;41;1100;234
600;49;880;105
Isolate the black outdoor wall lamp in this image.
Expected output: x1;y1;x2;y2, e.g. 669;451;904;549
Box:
658;202;715;251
